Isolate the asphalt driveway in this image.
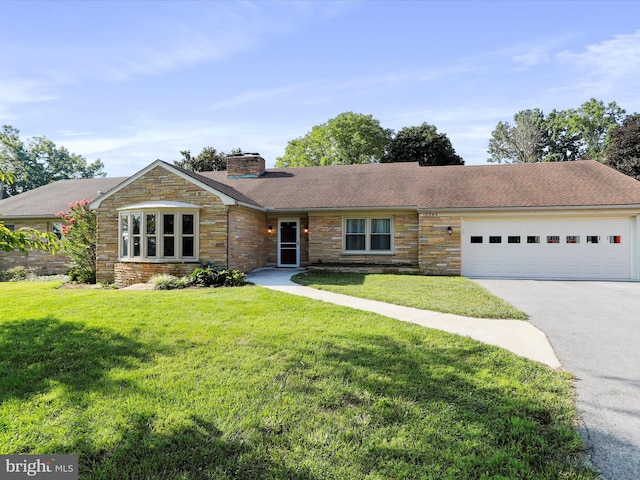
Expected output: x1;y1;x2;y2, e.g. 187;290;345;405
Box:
474;279;640;480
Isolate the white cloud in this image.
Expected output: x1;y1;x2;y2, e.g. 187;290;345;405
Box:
513;49;549;67
557;30;640;77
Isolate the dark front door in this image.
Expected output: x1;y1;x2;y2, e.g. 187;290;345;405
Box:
278;220;299;267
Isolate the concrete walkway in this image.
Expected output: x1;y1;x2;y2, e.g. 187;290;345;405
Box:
247;268;561;369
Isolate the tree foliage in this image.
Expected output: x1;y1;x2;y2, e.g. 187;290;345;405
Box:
0;125;105;197
174;146;242;172
382;123;464;166
0;169;60;255
487;109;546;164
604;114;640;181
276;112;392;167
56;200;97;283
487;99;626;163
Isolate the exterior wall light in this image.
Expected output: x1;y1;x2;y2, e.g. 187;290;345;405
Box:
447;226;453;235
267;225;273;234
304;225;309;234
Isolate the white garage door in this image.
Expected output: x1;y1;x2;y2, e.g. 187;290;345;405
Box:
462;217;632;280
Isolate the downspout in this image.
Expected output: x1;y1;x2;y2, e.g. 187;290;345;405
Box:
226;206;231;269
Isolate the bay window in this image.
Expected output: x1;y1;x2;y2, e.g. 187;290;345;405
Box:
118;203;199;261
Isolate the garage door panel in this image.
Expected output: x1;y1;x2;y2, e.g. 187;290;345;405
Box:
462;218;631;280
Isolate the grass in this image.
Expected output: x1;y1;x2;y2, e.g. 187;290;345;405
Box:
0;281;596;479
292;271;527;319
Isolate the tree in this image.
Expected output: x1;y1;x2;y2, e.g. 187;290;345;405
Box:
275;112;392;167
564;99;626;162
174;146;242;172
0;170;59;254
0;125;105;197
56;200;97;283
487;109;546;163
604;114;640;180
382;123;464;166
543;109;583;162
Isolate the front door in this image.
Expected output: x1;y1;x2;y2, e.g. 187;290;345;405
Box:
278;219;299;267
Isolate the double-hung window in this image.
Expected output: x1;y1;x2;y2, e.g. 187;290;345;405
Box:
343;217;393;253
118;202;199;261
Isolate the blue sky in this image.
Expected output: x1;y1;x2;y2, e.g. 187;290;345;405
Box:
2;0;639;176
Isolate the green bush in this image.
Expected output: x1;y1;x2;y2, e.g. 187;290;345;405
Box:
189;264;246;287
68;267;96;284
1;266;35;282
148;274;190;290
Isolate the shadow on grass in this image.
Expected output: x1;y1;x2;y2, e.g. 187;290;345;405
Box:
283;331;592;478
292;271;367;286
0;317;156;402
74;414;316;480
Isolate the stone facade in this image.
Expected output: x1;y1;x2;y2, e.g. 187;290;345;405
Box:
227;155;265;177
229;206;269;272
0;219;70;275
307;212;420;271
418;212;462;275
96;166;230;286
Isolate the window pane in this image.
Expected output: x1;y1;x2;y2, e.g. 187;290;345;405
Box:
527;236;540;244
147;237;157;257
163;237;175;256
586;236;600;244
132;214;141;235
346;235;366;251
489;236;501;244
470;236;483;244
371;235;391;250
371;218;390;234
121;215;129;233
133;236;141;256
163;214;174;234
182;214;194;235
146;214;156;234
547;236;560;244
346;219;365;234
122;237;128;257
182;237;194;257
609;235;621;244
508;236;520;244
566;236;579;244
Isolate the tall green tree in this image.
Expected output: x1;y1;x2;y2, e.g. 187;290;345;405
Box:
383;123;464;166
0;125;105;197
174;146;242;172
563;99;626;162
604;114;640;180
276;112;392;167
487;109;546;163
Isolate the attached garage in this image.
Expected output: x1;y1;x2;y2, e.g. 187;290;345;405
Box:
462;215;636;280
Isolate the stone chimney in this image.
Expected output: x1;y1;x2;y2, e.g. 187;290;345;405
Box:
227;153;266;178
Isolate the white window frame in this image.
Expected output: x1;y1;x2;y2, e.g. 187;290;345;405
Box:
342;216;394;254
118;205;199;262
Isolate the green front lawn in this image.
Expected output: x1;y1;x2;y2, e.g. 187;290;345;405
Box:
293;271;527;319
0;282;594;479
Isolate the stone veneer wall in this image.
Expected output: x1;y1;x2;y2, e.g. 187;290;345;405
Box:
95;166;230;286
228;206;269;272
114;262;198;288
307;212;419;270
0;219;70;275
418;213;462;275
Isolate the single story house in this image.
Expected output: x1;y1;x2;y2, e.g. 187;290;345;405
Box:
3;154;640;286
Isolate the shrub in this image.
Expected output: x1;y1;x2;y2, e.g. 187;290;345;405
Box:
68;267;96;284
56;200;97;283
1;265;35;282
189;264;246;287
148;274;190;290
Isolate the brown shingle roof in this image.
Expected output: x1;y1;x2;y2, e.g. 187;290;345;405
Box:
200;160;640;210
4;160;640;219
0;177;127;218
